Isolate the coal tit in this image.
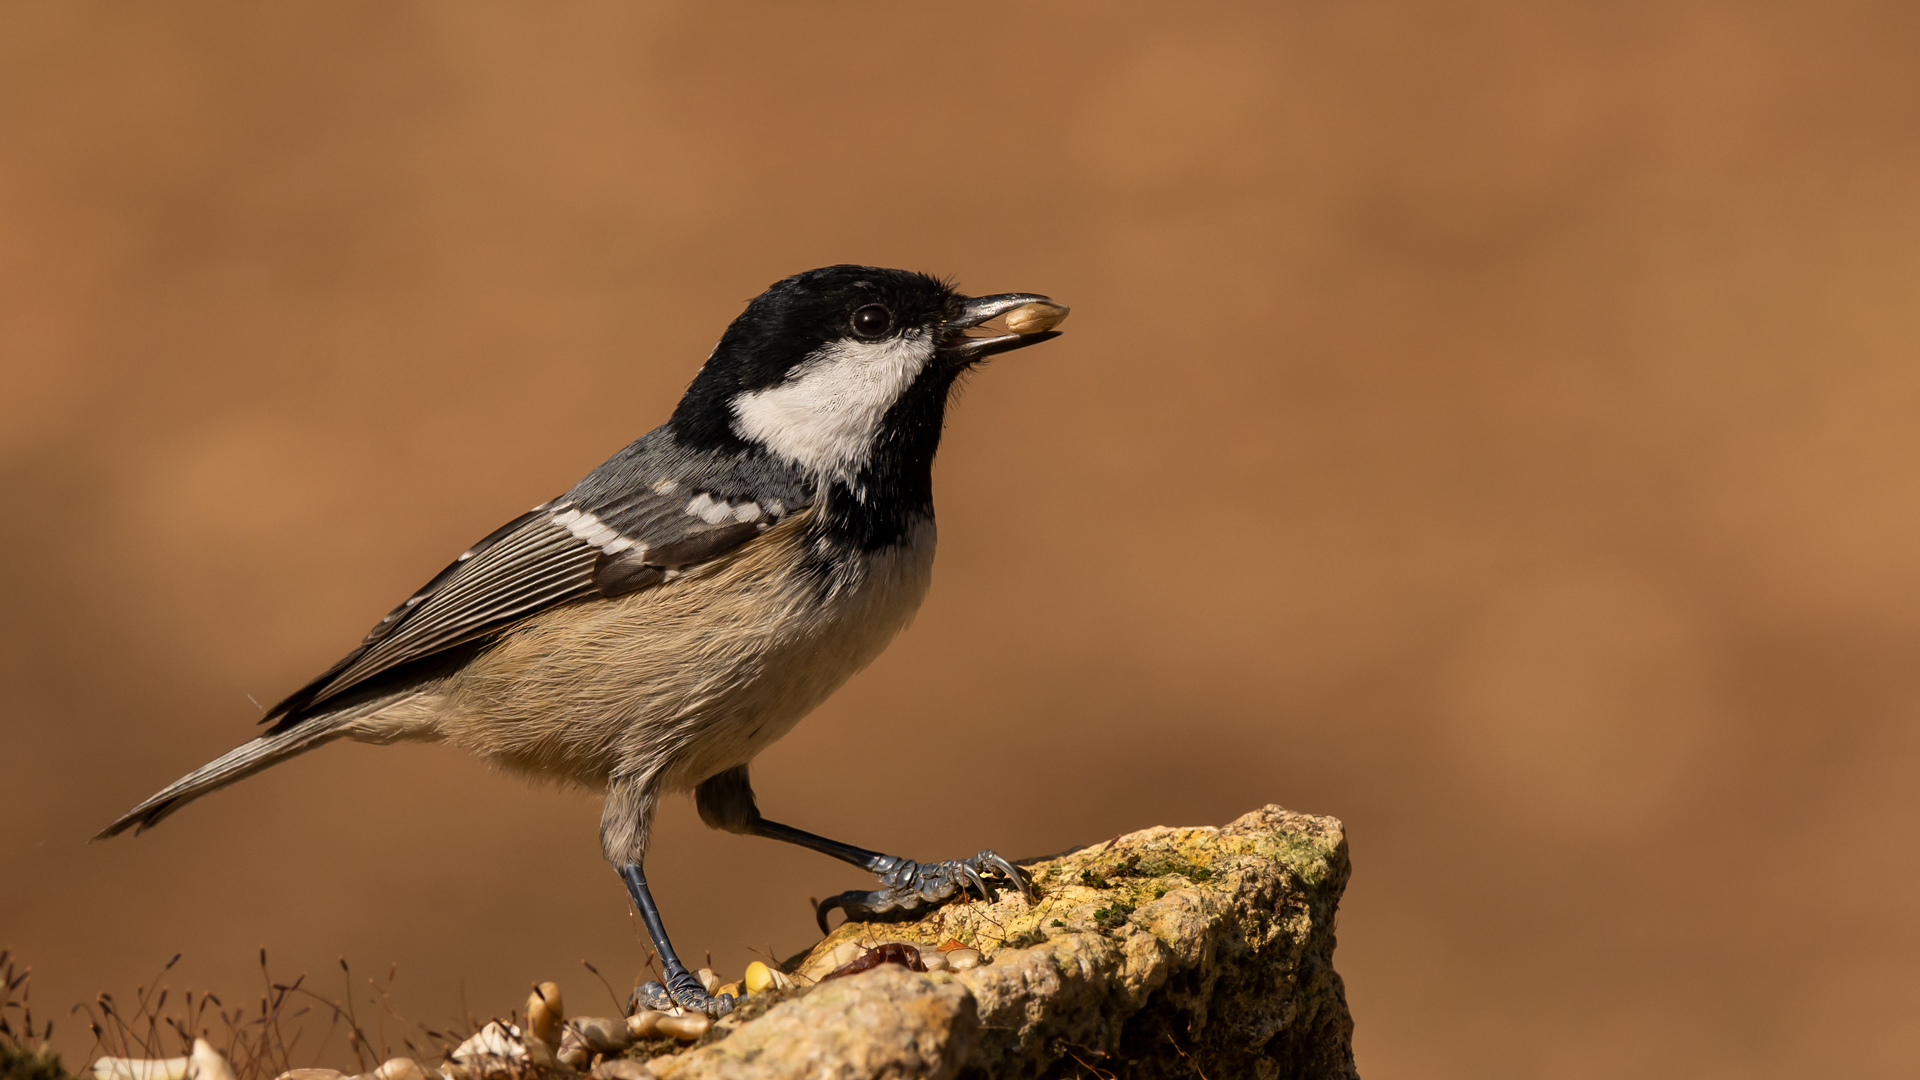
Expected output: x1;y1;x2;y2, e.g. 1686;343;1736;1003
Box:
99;265;1069;1016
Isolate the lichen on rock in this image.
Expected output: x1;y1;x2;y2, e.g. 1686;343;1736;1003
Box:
635;805;1358;1079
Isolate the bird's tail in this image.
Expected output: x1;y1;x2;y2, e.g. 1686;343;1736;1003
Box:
95;716;353;839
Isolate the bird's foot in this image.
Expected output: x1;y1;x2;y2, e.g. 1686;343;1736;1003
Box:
814;849;1031;932
628;967;735;1018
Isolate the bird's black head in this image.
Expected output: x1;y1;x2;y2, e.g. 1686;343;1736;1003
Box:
669;266;1064;532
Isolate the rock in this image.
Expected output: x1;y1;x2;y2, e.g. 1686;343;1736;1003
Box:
93;1055;189;1080
623;805;1355;1079
449;1021;556;1075
590;1061;653;1080
188;1041;236;1080
94;1040;238;1080
372;1059;425;1080
643;968;975;1080
450;1021;520;1065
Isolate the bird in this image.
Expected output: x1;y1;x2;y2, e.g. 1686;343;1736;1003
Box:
96;265;1067;1016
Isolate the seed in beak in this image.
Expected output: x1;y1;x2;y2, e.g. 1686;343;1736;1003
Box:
1004;301;1070;335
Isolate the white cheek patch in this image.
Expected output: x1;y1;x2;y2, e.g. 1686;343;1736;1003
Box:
729;331;935;482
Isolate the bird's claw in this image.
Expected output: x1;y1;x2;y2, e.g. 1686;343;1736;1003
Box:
628;972;735;1018
814;849;1031;933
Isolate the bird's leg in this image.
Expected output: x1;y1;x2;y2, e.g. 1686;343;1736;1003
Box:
695;765;1030;934
604;776;733;1017
618;863;733;1015
762;821;1032;933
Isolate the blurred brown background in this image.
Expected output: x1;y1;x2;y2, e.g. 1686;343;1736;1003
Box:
3;2;1918;1076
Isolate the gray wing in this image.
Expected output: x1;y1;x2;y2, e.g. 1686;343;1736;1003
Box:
265;478;805;725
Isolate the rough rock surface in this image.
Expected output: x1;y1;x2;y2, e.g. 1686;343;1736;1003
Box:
637;805;1357;1080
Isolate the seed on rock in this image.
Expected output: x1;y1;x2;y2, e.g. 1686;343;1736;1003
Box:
715;981;743;1000
1004;301;1070;335
654;1014;711;1041
743;960;794;994
695;968;721;995
589;1061;652;1080
743;961;772;993
625;1010;667;1039
566;1017;632;1053
526;982;564;1046
936;939;968;952
945;948;982;970
373;1060;425;1080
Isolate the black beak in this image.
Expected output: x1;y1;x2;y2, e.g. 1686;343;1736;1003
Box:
941;293;1068;362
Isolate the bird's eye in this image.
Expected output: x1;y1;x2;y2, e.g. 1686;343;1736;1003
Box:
851;304;892;339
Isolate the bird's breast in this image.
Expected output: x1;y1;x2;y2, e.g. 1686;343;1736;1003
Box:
437;509;936;790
